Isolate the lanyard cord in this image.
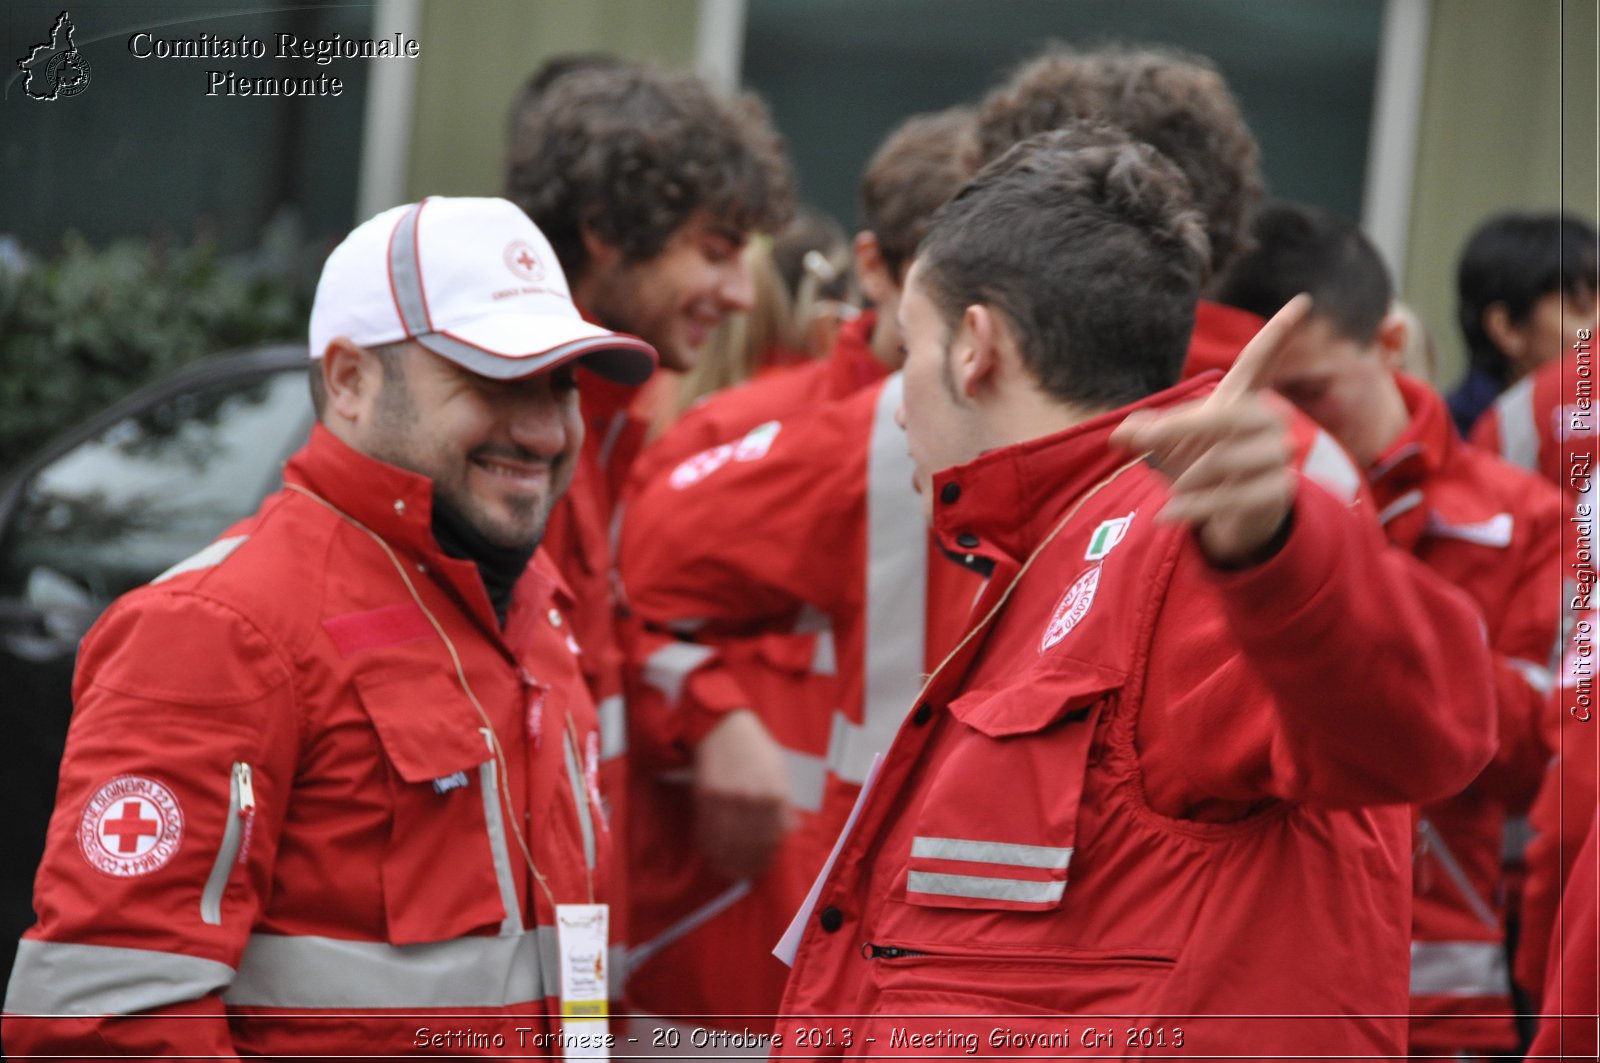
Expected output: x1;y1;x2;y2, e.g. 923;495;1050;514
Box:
283;481;568;908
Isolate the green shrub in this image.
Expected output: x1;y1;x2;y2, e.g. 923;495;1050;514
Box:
0;216;316;471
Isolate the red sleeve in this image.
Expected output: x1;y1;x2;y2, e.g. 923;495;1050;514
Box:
1140;477;1497;814
3;591;297;1058
1477;491;1565;806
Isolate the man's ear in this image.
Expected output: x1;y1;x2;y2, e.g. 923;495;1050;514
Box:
1482;302;1523;363
949;304;1004;400
853;231;896;308
321;338;382;424
1373;310;1409;372
579;222;622;271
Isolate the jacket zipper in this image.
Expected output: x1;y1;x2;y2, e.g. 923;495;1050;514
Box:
864;944;929;959
200;762;256;926
864;941;1176;966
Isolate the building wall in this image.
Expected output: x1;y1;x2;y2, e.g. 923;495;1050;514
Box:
1404;0;1598;387
404;0;700;203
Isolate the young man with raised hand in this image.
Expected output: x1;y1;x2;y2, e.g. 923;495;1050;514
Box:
772;126;1495;1060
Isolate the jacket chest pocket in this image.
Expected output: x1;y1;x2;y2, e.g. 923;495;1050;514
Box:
904;662;1124;914
355;667;515;945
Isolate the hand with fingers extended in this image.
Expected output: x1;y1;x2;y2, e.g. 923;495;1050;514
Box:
1110;294;1314;568
692;708;794;880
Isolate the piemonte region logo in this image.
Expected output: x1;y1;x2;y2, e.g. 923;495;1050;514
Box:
18;11;92;101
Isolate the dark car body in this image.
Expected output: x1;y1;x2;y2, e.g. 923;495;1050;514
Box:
0;343;313;984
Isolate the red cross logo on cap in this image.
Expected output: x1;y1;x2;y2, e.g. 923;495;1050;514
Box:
504;240;545;283
79;775;184;877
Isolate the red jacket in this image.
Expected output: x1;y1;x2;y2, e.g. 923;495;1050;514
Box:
773;376;1497;1060
1471;349;1589;499
1363;377;1564;1053
4;426;611;1058
619;369;983;1025
1180;299;1267;379
1518;621;1600;1005
1528;814;1600;1061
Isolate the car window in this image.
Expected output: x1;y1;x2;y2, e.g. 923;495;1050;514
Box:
0;368;311;609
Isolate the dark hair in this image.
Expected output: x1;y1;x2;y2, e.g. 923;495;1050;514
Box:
859;106;979;280
1215;200;1390;344
976;43;1261;278
503;52;627;142
1456;211;1599;381
916;123;1209;409
504;64;795;281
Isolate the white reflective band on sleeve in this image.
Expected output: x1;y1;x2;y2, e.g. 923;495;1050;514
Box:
597;694;627;762
1424;511;1514;548
152;535;249;584
1409;939;1511;998
479;750;526;936
810;626;837;677
1507;657;1555;697
642;642;715;708
782;747;826;813
5;939;235;1015
911;835;1074;870
907;871;1066;905
1493;376;1539;472
225;930;547;1007
826;373;926;787
1302;431;1364;504
627;880;752;975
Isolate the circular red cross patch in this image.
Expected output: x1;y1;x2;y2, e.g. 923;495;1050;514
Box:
503;240;545;282
78;775;184;877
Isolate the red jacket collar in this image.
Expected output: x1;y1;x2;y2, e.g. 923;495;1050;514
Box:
1181;300;1265;380
931;374;1217;565
1368;374;1456;500
824;310;891;394
283;424;566;619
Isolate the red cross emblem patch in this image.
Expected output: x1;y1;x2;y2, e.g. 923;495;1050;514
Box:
78;775;184;877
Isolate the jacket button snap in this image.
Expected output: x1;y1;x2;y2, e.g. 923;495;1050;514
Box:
819;905;843;932
955;533;980;549
939;482;961;505
911;702;933;726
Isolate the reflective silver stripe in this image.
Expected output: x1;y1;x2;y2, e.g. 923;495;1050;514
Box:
1423;511;1514;548
1493;375;1539;472
1409;939;1511;998
826;373;926;786
597;694;627;762
479;744;525;936
809;625;837;678
642;642;715;708
1302;431;1363;504
225;930;545;1007
387;200;431;334
5;939;234;1015
152;535;248;584
609;943;627;1002
1417;817;1499;930
906;871;1066;905
1377;488;1425;527
911;835;1074;871
1508;657;1555;697
565;729;596;872
200;762;248;926
782;747;826;813
627;880;752;974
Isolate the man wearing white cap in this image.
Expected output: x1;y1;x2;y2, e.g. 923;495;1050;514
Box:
4;197;655;1058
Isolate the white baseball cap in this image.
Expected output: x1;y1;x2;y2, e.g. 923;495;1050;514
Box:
308;196;656;385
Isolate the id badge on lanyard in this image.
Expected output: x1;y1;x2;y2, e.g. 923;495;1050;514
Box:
556;903;610;1058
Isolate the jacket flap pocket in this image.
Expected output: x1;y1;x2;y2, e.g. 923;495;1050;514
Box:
355;667;490;783
948;659;1126;737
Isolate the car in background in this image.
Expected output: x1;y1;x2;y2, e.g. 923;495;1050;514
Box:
0;343;313;985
